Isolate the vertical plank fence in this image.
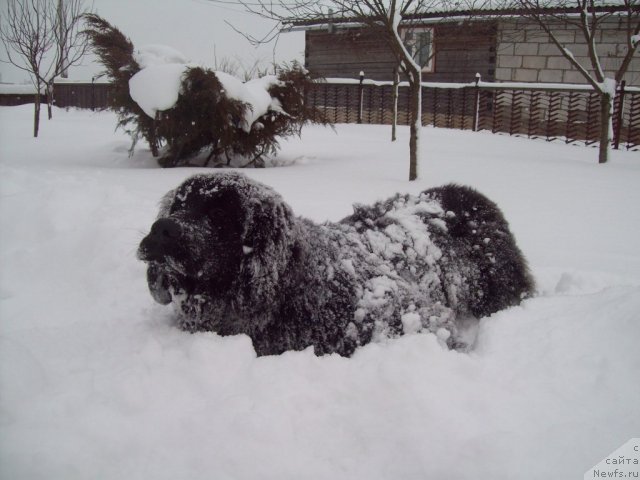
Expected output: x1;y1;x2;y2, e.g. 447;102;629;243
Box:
2;78;638;151
307;77;640;151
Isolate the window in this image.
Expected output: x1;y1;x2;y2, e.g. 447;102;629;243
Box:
402;27;434;72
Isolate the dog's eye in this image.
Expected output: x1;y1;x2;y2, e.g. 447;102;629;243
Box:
208;208;230;230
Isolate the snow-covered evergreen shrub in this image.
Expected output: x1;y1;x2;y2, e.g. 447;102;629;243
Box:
84;15;326;167
154;67;247;168
83;14;160;156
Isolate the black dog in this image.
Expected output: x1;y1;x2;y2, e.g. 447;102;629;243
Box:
138;173;534;356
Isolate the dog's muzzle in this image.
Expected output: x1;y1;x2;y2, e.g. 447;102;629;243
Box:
138;218;183;262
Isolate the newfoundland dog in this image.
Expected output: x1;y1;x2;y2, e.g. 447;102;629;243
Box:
138;173;534;356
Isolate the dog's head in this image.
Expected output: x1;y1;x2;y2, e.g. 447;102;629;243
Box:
138;172;296;330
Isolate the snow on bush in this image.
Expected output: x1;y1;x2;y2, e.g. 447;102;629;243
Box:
128;63;188;117
85;14;325;168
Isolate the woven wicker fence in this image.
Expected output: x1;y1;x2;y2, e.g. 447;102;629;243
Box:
306;78;640;151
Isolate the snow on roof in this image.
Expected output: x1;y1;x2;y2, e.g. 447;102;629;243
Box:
287;1;631;28
53;77;111;85
0;83;42;95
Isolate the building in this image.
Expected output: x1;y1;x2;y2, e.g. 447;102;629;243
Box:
290;5;640;86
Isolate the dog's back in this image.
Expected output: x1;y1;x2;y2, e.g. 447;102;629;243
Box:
422;184;535;318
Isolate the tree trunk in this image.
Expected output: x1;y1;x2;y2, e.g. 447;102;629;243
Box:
598;92;612;164
408;68;422;181
33;94;41;138
392;67;399;142
46;83;54;120
150;112;160;157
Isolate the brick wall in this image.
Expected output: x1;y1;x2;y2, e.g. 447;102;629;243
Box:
496;17;640;86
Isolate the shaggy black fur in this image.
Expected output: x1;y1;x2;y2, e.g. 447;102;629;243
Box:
138;173;534;357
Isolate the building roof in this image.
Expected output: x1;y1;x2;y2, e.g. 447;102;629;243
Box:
286;2;633;29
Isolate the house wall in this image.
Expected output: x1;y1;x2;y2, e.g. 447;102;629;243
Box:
428;22;497;82
304;22;497;82
496;17;640;86
305;27;397;80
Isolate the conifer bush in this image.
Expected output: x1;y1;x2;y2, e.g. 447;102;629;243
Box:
84;14;326;167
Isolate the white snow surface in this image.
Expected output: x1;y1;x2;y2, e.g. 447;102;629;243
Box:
1;105;640;479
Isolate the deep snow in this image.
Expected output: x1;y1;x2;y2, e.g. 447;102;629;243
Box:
1;105;639;479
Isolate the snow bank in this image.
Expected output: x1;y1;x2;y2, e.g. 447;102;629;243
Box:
1;105;640;479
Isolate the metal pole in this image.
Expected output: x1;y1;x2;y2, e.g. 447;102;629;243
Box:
473;73;481;132
358;71;364;124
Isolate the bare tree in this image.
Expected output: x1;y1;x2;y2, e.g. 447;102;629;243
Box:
48;0;91;114
1;0;51;137
513;0;639;163
213;45;272;81
0;0;91;136
230;0;455;181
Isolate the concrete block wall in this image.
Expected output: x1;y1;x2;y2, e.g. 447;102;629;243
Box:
495;17;640;86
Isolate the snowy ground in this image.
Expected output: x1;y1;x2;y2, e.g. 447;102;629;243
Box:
1;105;639;479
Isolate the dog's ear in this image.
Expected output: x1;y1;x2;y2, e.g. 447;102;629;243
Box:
157;188;176;219
236;190;296;319
169;175;244;229
242;195;294;255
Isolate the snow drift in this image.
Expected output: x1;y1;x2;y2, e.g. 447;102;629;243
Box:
1;105;639;479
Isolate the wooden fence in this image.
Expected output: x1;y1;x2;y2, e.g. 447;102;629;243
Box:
0;82;113;109
53;82;114;110
307;78;640;151
2;79;638;151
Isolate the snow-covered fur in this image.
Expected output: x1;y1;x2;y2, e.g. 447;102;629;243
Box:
138;173;534;356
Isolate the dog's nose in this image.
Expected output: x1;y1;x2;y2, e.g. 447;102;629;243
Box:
138;218;183;262
151;218;182;240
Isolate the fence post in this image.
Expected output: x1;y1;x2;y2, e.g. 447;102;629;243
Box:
357;71;364;124
613;80;626;150
91;77;96;111
473;73;481;132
